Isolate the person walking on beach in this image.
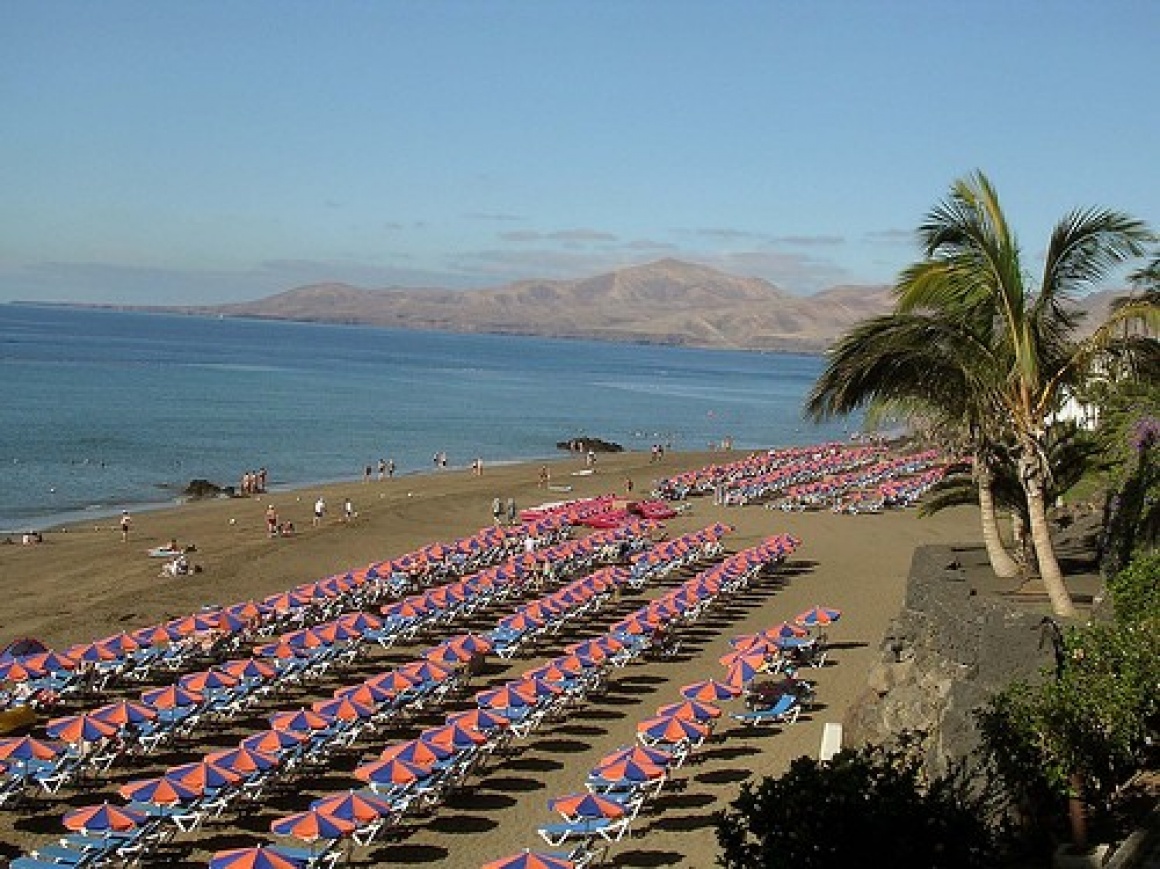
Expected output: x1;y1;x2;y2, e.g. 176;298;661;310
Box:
378;458;386;481
492;496;503;526
120;510;132;542
387;458;396;478
539;465;550;488
313;496;326;527
265;504;278;538
344;497;355;523
506;496;517;525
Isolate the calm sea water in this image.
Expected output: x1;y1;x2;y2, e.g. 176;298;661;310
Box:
0;304;853;532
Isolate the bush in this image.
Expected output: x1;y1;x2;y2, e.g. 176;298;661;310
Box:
715;736;1001;869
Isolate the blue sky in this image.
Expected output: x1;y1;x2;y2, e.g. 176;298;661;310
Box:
2;1;1157;304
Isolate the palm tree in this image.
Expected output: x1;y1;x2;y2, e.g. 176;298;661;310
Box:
807;312;1022;578
812;171;1154;617
896;172;1153;616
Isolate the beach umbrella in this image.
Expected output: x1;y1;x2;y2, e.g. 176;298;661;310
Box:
445;708;511;733
722;658;766;688
475;683;538;710
91;699;157;727
425;643;473;665
63;802;147;834
398;659;454;684
588;755;666;784
254;641;308;660
141;684;203;710
353;756;432;787
21;650;78;675
637;714;711;744
270;808;356;842
0;660;35;682
209;846;302;869
95;632;141;655
225;601;268;622
365;670;419;695
794;605;842;628
119;775;201;805
206;746;280;774
547;792;626;820
595;744;673;769
680;679;741;703
45;712;119;744
480;851;575;869
269;708;333;732
180;668;241;693
0;735;62;761
165;760;244;794
310;790;394;824
128;625;175;648
242;729;308;754
655;699;722;722
768;621;809;639
334;682;393;706
420;723;487;751
312;696;375;722
379;737;455;765
220;658;277;681
337;612;382;633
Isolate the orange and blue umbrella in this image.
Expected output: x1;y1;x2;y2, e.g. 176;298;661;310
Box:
0;735;61;761
655;699;722;722
63;802;147;833
270;808;355;842
480;850;576;869
119;775;201;805
209;846;302;869
445;707;511;733
476;682;538;710
312;696;375;722
165;760;243;794
180;668;241;693
353;756;432;787
380;737;454;765
310;790;394;824
220;658;277;681
205;746;280;774
588;755;666;784
269;708;333;733
45;712;118;744
637;714;711;744
680;679;740;703
547;792;626;820
91;699;157;727
794;606;842;628
141;684;203;710
335;682;393;706
420;723;487;751
596;744;673;769
241;729;308;754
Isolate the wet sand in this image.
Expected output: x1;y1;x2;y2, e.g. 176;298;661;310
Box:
0;449;983;867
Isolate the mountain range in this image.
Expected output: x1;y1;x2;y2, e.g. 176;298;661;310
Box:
187;258;1118;353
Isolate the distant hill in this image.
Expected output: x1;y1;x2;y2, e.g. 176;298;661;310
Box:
191;259;892;353
180;258;1118;353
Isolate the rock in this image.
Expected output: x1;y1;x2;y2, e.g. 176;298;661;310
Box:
556;437;624;453
183;479;226;499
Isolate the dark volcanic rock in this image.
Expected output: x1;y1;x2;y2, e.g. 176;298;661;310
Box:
556;437;624;454
183;479;227;499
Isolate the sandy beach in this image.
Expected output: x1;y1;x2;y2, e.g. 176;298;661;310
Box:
0;448;983;867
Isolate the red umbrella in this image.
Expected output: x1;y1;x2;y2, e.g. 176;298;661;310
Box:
768;621;809;639
335;682;394;706
180;668;241;693
270;808;355;842
445;707;512;733
220;658;277;680
63;802;148;833
589;755;666;783
21;650;78;674
475;682;538;709
209;846;302;869
420;723;487;751
366;670;420;695
596;744;673;769
0;660;35;682
398;660;453;684
722;657;767;688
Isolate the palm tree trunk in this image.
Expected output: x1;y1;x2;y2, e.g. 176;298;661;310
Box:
976;461;1020;578
1019;445;1077;617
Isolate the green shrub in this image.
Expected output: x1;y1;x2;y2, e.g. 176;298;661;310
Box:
715;736;1001;869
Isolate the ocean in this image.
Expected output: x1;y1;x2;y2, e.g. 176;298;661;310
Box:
0;304;853;532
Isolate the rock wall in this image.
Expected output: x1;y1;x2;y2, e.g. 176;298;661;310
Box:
844;544;1056;778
